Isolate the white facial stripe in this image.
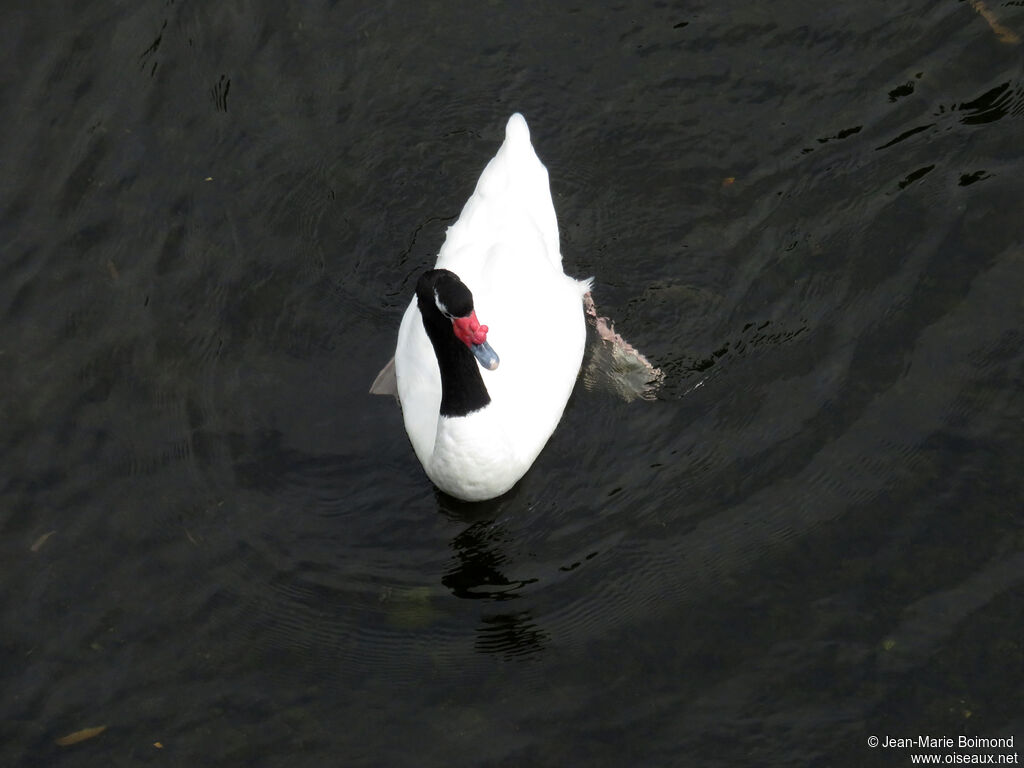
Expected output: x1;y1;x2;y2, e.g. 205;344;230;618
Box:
433;289;452;318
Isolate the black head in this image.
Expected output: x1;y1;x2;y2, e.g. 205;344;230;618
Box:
415;269;497;417
421;269;475;319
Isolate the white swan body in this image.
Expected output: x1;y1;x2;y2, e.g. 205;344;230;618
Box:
393;113;590;501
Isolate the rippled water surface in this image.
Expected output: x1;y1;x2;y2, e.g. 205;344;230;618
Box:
3;1;1023;766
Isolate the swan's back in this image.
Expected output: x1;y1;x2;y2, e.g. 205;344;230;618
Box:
436;113;563;280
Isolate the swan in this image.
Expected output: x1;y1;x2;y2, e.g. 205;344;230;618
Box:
373;113;591;501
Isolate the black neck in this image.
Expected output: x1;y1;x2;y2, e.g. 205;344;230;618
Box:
416;275;491;417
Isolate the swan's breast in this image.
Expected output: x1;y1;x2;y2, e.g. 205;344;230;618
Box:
426;410;525;501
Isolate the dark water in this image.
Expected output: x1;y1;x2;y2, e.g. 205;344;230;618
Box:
3;1;1023;765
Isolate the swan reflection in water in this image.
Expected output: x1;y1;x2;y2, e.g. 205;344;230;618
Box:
437;491;550;659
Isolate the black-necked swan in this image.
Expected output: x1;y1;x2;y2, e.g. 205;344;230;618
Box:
373;113;590;501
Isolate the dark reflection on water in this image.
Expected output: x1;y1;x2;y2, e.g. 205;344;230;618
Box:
2;0;1023;765
439;497;550;656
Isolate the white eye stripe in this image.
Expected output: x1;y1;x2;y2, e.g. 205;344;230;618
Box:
433;289;452;318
